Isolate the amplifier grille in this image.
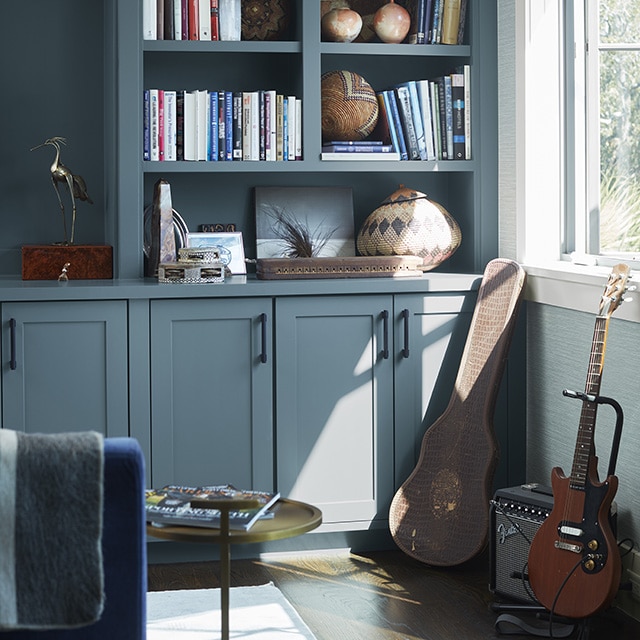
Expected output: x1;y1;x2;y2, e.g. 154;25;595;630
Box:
490;485;553;603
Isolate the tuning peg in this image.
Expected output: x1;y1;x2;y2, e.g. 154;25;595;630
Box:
626;285;637;293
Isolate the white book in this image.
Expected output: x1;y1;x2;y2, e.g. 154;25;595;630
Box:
219;0;241;41
174;0;183;40
198;0;212;40
143;0;157;40
464;64;472;160
183;91;197;161
295;98;302;160
417;80;436;161
196;90;209;161
429;81;441;160
149;89;160;161
249;91;260;161
164;90;177;161
321;152;401;161
287;96;296;160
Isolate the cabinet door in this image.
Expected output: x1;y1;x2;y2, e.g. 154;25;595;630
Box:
275;295;394;529
393;292;477;488
2;301;129;436
150;298;273;489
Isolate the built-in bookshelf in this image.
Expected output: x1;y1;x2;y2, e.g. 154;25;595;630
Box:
111;0;497;279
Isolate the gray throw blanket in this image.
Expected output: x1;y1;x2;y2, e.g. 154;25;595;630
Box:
0;429;104;630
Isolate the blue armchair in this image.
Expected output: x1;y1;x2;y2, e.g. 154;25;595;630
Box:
0;437;147;640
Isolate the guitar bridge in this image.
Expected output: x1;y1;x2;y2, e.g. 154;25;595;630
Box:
555;540;582;553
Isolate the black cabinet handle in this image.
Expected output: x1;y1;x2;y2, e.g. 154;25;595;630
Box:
9;318;17;370
402;308;410;358
381;310;389;359
260;313;268;363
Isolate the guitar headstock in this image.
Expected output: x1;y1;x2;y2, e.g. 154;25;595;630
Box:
599;263;631;317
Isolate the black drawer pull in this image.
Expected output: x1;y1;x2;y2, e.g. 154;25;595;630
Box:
10;318;17;370
260;313;268;363
402;309;410;358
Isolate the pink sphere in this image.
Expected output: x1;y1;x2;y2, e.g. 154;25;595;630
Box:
373;1;411;44
321;8;363;43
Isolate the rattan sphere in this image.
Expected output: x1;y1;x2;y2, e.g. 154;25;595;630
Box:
357;186;462;271
321;70;379;141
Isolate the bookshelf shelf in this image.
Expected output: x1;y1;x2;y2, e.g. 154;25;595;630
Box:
115;0;497;279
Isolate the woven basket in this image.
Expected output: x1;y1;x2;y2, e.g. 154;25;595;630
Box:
357;185;462;270
321;70;379;141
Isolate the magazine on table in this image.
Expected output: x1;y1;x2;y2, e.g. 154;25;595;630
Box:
145;484;280;531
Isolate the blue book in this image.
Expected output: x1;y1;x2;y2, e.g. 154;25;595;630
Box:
282;97;289;161
208;91;219;161
224;90;233;161
384;90;408;160
397;81;427;160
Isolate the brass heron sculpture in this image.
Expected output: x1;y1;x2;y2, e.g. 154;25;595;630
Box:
30;136;93;245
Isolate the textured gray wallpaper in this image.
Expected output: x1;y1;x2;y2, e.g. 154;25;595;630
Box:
527;301;640;544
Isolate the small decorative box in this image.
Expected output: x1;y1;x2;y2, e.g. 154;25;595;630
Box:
158;261;224;284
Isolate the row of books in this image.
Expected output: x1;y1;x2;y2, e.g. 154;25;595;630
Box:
413;0;468;45
143;89;303;162
375;65;471;162
145;483;280;530
143;0;238;41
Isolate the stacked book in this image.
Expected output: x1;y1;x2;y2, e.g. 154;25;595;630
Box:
412;0;468;45
143;89;302;161
374;65;471;161
144;0;239;41
321;141;400;161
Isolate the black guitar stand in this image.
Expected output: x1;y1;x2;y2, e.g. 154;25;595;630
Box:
493;389;624;639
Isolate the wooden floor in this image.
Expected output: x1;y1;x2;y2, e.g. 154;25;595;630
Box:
148;548;640;639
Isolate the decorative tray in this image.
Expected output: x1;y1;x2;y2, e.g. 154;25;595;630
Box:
256;256;423;280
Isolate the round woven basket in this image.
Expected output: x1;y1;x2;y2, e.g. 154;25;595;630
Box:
357;186;462;270
321;70;379;141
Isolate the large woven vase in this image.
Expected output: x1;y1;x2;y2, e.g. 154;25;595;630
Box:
357;186;461;270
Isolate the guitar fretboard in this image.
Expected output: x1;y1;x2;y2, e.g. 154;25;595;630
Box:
570;315;609;490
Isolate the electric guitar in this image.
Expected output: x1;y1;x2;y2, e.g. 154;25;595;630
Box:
527;264;629;619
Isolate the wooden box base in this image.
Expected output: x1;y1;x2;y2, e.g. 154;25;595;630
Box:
22;245;113;280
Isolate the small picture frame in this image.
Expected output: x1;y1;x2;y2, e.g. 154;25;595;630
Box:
186;232;247;275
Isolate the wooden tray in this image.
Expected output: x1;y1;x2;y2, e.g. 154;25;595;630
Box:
22;245;113;280
256;256;423;280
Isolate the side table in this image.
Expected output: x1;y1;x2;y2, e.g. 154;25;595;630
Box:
146;497;322;640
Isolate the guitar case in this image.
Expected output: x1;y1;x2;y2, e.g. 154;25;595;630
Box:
389;258;526;566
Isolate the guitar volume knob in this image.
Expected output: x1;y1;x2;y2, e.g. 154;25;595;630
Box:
588;539;599;551
584;558;596;571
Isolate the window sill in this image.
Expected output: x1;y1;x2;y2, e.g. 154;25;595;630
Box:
523;261;640;323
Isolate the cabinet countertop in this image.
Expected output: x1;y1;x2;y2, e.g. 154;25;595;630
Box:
0;272;481;302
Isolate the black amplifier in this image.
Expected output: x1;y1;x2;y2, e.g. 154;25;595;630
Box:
490;484;553;603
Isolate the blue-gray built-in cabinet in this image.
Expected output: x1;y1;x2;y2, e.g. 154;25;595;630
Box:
0;2;519;548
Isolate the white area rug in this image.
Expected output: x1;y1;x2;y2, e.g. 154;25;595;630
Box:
147;583;317;639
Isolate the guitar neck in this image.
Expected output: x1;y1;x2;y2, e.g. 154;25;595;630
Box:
570;314;610;489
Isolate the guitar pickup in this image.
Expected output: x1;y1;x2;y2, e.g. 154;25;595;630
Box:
555;540;582;553
559;524;583;537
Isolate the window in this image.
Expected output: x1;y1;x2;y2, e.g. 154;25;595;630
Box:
570;0;640;261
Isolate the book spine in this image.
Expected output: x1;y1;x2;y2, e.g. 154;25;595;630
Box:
416;80;436;161
457;0;468;44
441;0;461;45
407;81;428;160
425;0;435;43
295;98;302;160
376;92;398;154
242;92;252;160
156;0;164;40
210;0;219;40
259;91;266;161
174;0;183;40
219;0;241;41
196;89;209;161
385;90;408;160
463;63;471;159
430;81;442;159
232;92;243;160
208;90;219;160
188;0;199;40
224;90;233;161
322;145;394;152
198;0;211;40
287;96;296;161
267;90;277;160
164;0;174;39
451;73;465;159
143;90;151;161
143;0;157;39
436;77;448;159
164;90;177;161
217;90;226;160
395;86;419;160
149;89;160;160
176;90;185;160
264;91;272;160
158;89;165;160
183;90;197;160
416;0;426;44
444;74;453;159
250;91;259;160
276;94;284;161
